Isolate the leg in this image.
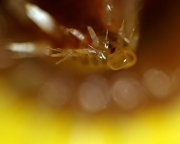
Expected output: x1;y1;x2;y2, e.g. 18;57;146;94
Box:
49;47;63;52
49;47;97;64
50;48;73;64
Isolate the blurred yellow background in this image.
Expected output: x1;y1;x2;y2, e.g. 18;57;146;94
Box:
1;77;180;144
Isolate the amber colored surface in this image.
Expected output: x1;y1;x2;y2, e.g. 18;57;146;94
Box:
0;0;180;144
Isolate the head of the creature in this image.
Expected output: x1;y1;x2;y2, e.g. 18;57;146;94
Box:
105;39;137;70
107;45;137;70
87;26;137;70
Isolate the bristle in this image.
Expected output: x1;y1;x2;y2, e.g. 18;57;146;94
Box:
103;0;113;26
87;26;99;46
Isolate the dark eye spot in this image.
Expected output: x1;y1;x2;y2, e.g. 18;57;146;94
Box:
110;47;115;54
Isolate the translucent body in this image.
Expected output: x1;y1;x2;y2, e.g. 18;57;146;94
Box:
3;1;138;71
24;2;139;70
50;26;137;70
